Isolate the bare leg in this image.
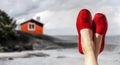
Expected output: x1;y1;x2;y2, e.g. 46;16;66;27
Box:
80;29;98;65
93;13;108;59
94;34;103;59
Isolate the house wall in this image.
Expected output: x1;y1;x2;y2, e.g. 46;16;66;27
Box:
20;21;43;34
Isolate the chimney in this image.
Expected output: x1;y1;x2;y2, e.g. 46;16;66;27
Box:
36;16;40;22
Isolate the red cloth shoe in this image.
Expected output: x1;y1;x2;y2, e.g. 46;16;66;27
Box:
93;13;108;53
76;9;92;54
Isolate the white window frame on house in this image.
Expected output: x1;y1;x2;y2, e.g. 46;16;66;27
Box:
28;23;35;30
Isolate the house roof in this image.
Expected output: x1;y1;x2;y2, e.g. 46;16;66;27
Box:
20;19;44;26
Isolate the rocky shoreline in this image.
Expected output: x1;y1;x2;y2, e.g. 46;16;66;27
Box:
0;31;77;52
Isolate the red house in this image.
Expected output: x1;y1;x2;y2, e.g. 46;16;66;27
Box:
20;19;44;34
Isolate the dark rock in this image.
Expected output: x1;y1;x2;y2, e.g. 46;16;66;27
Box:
0;31;77;52
28;52;50;57
56;56;66;58
8;58;14;60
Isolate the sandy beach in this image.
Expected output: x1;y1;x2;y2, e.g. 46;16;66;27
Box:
0;46;120;65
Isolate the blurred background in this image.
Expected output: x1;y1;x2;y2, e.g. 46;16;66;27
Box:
0;0;120;65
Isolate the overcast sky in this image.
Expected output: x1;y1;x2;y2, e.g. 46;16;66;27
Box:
0;0;120;36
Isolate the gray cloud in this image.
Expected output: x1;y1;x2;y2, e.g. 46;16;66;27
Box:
0;0;120;35
0;0;96;17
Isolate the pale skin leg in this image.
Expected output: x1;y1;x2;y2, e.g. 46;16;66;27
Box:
80;29;98;65
94;34;103;59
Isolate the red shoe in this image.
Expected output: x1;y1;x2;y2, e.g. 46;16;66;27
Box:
93;13;108;53
76;9;92;54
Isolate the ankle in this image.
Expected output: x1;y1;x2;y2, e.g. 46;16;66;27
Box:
82;41;95;53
